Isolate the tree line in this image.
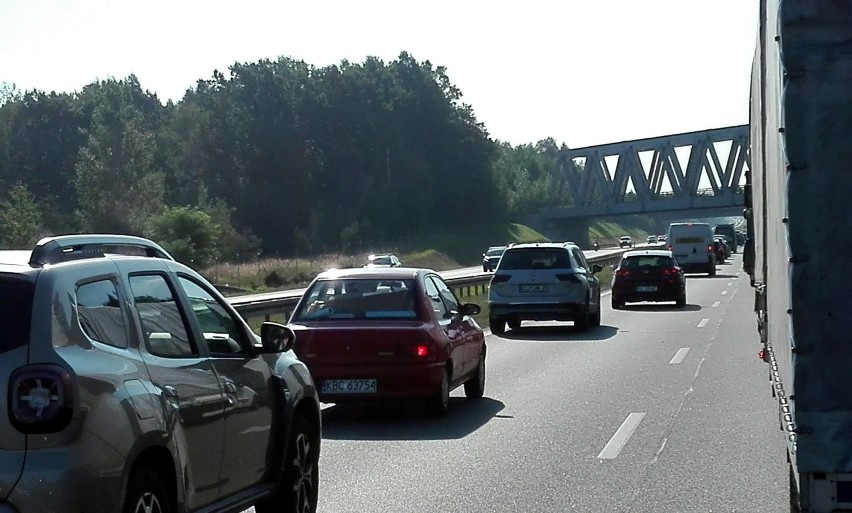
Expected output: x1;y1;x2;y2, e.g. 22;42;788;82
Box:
0;53;571;267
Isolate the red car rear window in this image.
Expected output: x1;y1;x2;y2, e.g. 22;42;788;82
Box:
293;279;418;321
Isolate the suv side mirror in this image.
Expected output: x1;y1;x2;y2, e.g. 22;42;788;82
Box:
591;264;603;273
259;322;295;353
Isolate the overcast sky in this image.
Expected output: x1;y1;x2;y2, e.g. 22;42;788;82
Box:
1;0;759;148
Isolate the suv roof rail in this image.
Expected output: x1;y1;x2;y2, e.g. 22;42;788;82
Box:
29;234;175;267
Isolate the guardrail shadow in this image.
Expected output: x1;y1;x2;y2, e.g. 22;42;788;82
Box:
496;324;619;342
320;397;506;441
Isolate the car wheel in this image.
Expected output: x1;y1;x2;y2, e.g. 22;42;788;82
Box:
427;368;450;417
256;414;319;513
123;466;171;513
709;263;717;277
676;293;686;308
591;303;601;327
490;316;505;335
611;296;623;310
507;318;521;330
464;349;486;400
483;266;488;272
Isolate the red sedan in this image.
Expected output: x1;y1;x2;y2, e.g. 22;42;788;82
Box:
288;267;486;416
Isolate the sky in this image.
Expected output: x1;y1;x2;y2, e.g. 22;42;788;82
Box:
0;0;760;148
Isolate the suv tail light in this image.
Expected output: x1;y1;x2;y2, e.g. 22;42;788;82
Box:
555;273;581;283
615;269;632;277
9;365;74;434
491;274;510;283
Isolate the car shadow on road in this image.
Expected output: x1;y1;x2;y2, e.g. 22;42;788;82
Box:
618;303;702;312
496;324;619;342
320;397;506;441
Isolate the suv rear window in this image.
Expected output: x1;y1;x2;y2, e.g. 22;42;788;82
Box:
0;277;34;354
499;249;571;270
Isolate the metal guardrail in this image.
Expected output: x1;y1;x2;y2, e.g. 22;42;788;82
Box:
227;248;641;323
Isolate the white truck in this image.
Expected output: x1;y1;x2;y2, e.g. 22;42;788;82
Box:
745;1;852;511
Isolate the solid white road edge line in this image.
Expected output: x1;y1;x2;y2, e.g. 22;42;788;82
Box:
669;347;690;365
598;412;646;459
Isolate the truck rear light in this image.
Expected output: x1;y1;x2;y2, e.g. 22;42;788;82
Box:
707;245;714;253
491;274;510;283
9;365;74;434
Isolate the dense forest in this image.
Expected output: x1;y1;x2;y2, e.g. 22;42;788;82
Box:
0;53;571;266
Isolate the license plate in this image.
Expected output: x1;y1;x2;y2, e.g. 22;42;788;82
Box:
519;284;549;293
322;379;377;394
636;285;657;292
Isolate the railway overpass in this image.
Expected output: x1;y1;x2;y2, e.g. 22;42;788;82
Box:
526;125;749;246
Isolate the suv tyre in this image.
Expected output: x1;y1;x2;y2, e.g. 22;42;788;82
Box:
257;414;319;513
490;316;505;335
124;467;171;513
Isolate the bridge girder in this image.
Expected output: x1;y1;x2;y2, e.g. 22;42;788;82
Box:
548;125;749;219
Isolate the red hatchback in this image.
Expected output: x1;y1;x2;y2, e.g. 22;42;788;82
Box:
288;267;486;416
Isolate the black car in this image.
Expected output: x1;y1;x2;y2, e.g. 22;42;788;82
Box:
482;246;506;272
611;249;686;308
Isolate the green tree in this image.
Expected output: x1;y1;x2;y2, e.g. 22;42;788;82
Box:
74;77;166;233
0;182;43;248
148;206;221;268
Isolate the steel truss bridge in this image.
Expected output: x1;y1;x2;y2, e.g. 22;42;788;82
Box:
544;124;750;220
524;125;749;245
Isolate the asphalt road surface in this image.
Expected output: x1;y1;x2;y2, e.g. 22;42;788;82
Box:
309;254;789;513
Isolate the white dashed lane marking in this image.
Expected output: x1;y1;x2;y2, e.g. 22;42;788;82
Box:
712;301;721;308
598;412;646;459
669;348;690;364
721;290;728;295
697;318;710;328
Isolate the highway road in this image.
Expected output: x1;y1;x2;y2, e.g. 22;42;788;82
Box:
306;254;790;513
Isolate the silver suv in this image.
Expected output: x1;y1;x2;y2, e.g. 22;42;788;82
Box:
0;235;321;513
487;242;603;333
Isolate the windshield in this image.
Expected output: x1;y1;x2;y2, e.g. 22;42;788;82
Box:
366;256;392;266
620;256;675;269
0;277;34;354
292;279;418;321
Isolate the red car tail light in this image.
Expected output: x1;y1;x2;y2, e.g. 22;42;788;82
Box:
491;274;510;283
401;343;431;358
667;245;672;251
615;269;632;277
662;268;679;276
555;273;581;283
9;365;74;434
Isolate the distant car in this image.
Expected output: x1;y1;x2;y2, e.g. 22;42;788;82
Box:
712;238;727;263
647;235;658;244
288;267;486;417
488;242;603;333
619;236;634;248
482;246;506;272
363;253;401;268
658;234;667;243
713;236;731;261
611;250;686;309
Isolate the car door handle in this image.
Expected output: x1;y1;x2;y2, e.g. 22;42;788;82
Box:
162;385;180;409
223;382;237;394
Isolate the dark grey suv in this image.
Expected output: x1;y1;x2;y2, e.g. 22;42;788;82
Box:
0;235;321;513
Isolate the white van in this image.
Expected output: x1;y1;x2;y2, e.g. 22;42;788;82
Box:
666;222;716;276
